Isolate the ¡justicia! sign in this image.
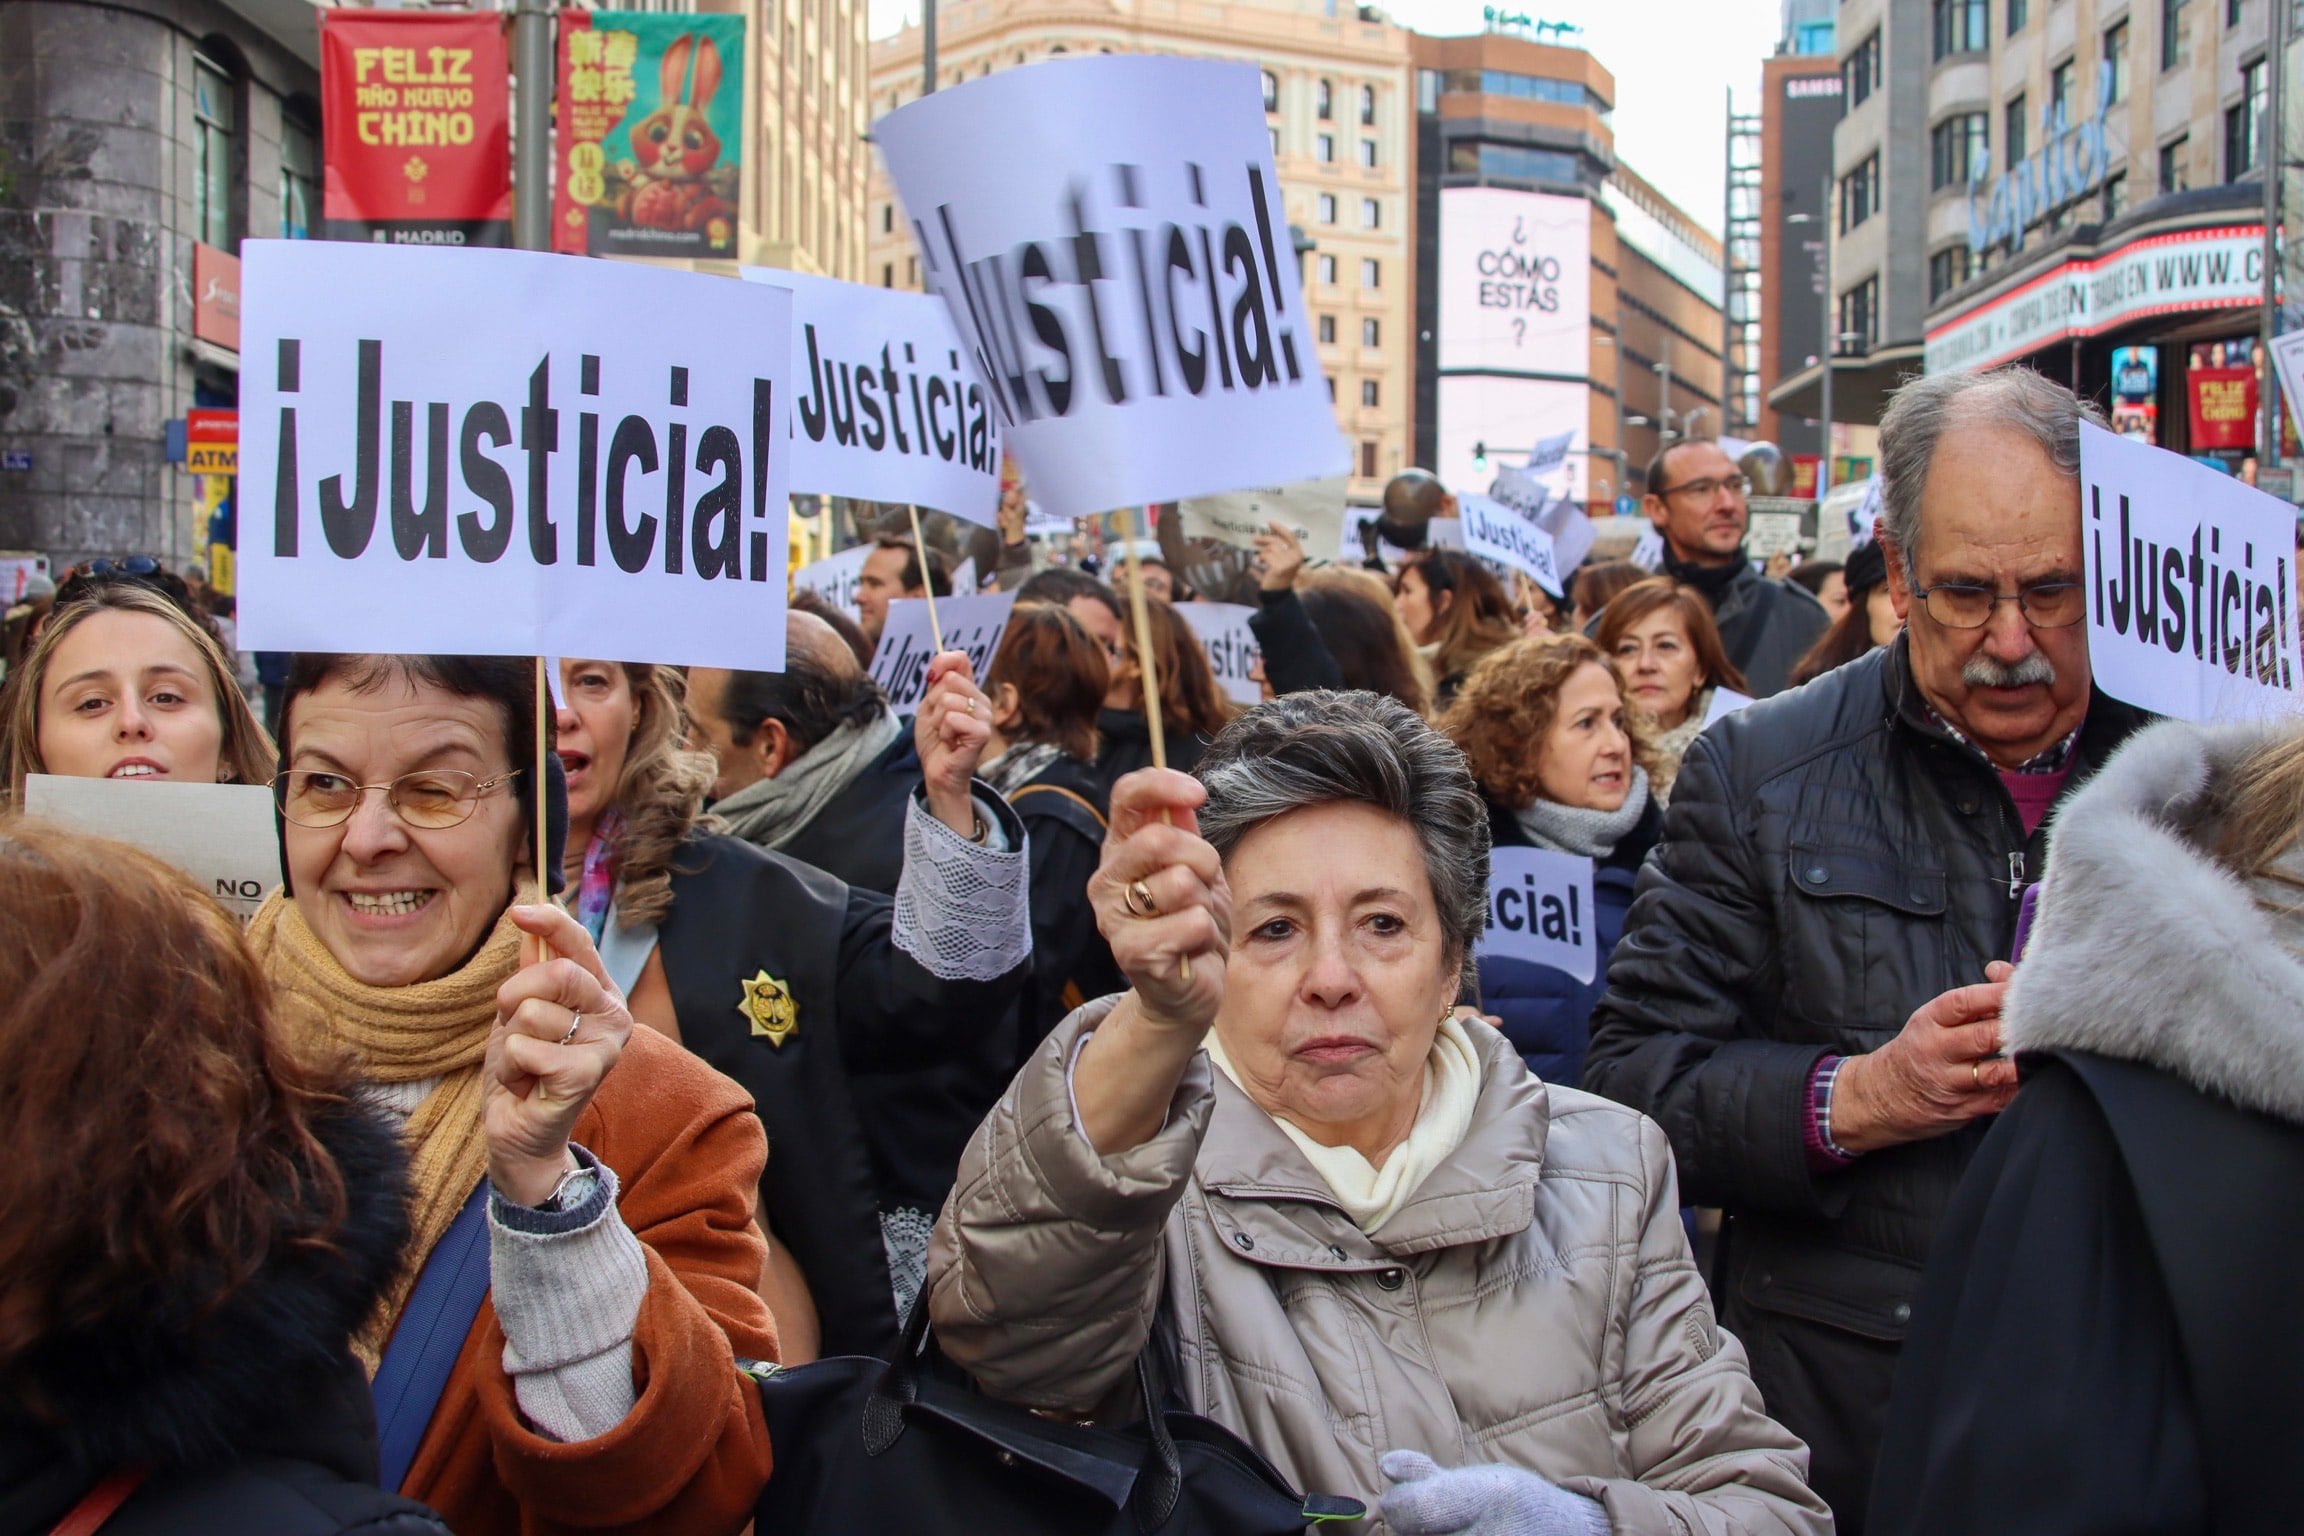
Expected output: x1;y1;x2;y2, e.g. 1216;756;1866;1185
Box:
1967;62;2115;256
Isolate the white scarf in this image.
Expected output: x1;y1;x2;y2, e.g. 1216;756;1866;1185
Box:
1207;1014;1483;1234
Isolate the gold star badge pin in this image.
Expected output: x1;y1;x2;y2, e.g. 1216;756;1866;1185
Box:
737;970;799;1048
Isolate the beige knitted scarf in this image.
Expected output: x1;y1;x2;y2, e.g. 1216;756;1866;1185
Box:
246;884;536;1359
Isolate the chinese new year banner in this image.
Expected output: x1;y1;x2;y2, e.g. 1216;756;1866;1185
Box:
555;12;745;259
319;11;512;246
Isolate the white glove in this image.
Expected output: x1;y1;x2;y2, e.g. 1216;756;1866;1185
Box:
1377;1450;1611;1536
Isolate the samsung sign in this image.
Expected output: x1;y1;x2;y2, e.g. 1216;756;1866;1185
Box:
1967;63;2115;256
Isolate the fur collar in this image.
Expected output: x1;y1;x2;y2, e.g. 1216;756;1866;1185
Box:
1;1098;410;1475
2005;717;2304;1125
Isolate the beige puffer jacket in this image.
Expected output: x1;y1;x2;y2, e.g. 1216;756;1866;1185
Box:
928;1000;1829;1536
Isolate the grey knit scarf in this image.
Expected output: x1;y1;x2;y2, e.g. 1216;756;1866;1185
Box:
709;710;903;849
1512;766;1652;858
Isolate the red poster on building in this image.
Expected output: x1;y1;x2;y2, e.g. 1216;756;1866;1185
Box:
2188;366;2258;452
321;11;512;246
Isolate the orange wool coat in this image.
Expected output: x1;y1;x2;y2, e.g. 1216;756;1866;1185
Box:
399;1024;777;1536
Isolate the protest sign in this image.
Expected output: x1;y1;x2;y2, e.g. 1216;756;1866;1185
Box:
792;542;872;614
1178;475;1349;555
1476;846;1597;983
870;592;1015;711
0;554;48;602
554;13;745;259
1176;601;1263;705
1524;431;1576;479
1702;687;1754;728
237;241;792;672
1340;508;1422;567
1746;509;1804;560
741;268;1003;523
1628;528;1665;571
1487;466;1595;575
2080;422;2301;722
24;777;280;923
951;555;980;593
872;56;1348;519
1458;494;1563;596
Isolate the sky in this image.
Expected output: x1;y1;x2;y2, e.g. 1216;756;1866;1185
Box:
863;0;1785;237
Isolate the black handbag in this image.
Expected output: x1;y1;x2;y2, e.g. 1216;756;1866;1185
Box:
749;1299;1366;1533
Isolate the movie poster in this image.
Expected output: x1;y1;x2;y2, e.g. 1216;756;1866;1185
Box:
319;11;512;246
555;12;745;259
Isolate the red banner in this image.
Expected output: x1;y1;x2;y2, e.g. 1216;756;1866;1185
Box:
321;11;511;244
2188;366;2258;452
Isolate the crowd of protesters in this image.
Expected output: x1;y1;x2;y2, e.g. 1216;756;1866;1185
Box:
4;363;2298;1535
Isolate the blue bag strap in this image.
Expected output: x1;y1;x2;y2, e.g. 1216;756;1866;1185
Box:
371;1178;492;1494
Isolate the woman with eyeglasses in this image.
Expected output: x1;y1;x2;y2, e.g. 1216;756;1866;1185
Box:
254;652;776;1536
1593;578;1751;803
0;582;273;806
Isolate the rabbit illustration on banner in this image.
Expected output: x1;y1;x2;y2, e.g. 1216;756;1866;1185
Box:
614;33;736;241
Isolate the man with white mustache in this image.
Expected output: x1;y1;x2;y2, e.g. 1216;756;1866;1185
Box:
1583;368;2156;1534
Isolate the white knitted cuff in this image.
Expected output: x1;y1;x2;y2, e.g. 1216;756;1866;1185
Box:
894;791;1030;982
490;1153;648;1442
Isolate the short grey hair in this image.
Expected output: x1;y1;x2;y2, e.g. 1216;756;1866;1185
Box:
1197;691;1491;984
1876;368;2107;565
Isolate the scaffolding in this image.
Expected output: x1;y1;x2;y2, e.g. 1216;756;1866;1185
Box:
1721;90;1764;439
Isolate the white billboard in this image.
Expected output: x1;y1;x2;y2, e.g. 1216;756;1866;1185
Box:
1437;187;1593;504
1436;375;1591;506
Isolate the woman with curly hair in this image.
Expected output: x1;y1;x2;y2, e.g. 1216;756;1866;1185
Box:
1441;634;1662;1084
0;822;451;1535
551;655;1031;1363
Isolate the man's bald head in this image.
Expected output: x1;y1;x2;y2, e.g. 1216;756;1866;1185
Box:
687;613;889;798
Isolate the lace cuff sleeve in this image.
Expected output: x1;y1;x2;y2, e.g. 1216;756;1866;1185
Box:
894;787;1031;982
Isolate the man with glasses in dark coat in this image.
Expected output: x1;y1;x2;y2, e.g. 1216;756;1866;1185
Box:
1640;439;1828;696
1584;370;2155;1533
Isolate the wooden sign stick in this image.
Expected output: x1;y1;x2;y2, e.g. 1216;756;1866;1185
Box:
1119;510;1188;982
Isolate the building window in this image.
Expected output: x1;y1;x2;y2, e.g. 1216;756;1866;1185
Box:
1928;244;1973;300
1447;141;1584;184
2005;93;2029;166
1327;375;1338;402
1317;78;1333;119
2050;60;2076;123
2160;134;2191;192
1838;276;1880;352
1319;314;1337;344
1271;126;1281;155
1845;30;1882;107
1362;317;1381;347
1361;197;1380;228
2228;0;2244;26
1358;139;1377;168
2103;169;2129;219
1839;153;1880;232
1262;69;1279;112
881;262;894;287
2106;21;2130;102
1359;440;1379;479
1930;113;1988;190
1317;132;1336;162
280;108;319;239
1360;84;1376;125
1933;0;1987;59
880;203;893;233
2227;58;2267;179
2008;0;2028;33
1360;257;1381;288
1440;68;1611;114
2162;0;2188;70
1318;253;1338;285
1418;68;1441;114
192;50;240;249
1361;379;1380;408
1318;192;1337;223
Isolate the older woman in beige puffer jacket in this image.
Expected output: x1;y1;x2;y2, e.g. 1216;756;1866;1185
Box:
928;694;1828;1536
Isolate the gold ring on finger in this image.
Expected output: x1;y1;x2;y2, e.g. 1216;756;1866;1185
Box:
1971;1059;1982;1089
1125;878;1160;919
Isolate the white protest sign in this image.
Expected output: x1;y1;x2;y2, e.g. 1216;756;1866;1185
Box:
0;555;49;603
1537;497;1597;575
2081;422;2302;722
2271;331;2304;458
1178;475;1349;555
741;267;1002;524
1458;494;1563;597
870;592;1017;711
1176;601;1263;704
24;777;280;923
1702;687;1754;728
1746;509;1804;560
1476;846;1598;983
1628;528;1666;571
1525;431;1576;479
951;555;980;593
793;543;873;615
237;241;792;671
1341;508;1422;566
873;57;1348;519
